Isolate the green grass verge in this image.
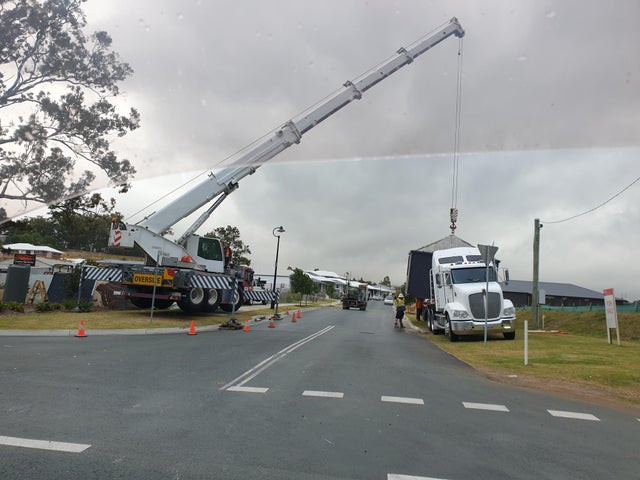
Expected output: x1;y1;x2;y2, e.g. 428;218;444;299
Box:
418;312;640;407
0;303;325;330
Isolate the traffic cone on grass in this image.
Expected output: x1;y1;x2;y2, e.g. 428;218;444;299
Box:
243;318;251;332
188;320;197;335
75;320;87;338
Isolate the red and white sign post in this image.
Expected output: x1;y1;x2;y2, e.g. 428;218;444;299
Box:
603;288;620;346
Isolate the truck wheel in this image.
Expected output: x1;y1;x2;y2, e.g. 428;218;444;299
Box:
446;315;458;342
202;288;221;313
504;332;516;340
220;290;244;312
129;297;173;309
129;297;152;309
431;312;444;335
427;311;433;332
153;299;174;309
177;288;206;313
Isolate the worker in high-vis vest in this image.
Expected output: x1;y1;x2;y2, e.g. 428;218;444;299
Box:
394;293;405;328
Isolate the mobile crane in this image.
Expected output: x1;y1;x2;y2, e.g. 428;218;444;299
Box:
89;18;465;317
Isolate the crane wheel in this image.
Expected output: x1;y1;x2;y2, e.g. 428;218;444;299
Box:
202;289;221;313
177;287;206;313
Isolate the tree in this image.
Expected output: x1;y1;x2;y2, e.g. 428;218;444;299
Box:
289;268;315;305
381;275;391;286
0;0;139;219
326;283;335;299
4;192;122;252
47;192;117;251
204;225;251;266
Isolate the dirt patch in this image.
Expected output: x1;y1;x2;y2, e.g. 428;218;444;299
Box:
476;366;640;416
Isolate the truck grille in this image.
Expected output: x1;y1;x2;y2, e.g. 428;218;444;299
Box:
468;292;501;319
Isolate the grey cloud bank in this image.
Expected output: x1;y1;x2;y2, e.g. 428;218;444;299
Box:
88;1;638;299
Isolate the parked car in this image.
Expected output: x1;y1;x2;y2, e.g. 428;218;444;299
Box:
383;296;394;305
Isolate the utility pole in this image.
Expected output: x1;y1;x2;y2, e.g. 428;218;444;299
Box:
532;218;542;329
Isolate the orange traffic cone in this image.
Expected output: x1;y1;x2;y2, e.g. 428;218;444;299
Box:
297;309;301;319
75;320;87;338
268;317;275;328
243;318;251;332
188;320;197;335
292;312;297;323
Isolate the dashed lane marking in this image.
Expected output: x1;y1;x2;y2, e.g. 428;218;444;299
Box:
463;402;510;412
388;474;451;480
227;386;269;393
547;410;600;421
381;396;424;405
302;390;344;398
0;435;91;453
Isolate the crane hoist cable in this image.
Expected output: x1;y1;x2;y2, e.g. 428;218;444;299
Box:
449;36;464;234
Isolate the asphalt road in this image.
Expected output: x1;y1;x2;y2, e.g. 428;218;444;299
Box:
0;302;638;479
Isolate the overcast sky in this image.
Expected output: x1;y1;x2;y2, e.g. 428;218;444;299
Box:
19;1;640;298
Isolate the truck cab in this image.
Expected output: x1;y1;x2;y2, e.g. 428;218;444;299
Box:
430;247;516;341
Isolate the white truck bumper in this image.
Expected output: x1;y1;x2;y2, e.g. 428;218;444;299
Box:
450;318;516;336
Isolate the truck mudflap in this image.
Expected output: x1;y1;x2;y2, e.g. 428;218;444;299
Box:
450;318;516;335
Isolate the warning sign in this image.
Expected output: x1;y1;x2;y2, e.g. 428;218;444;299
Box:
603;288;618;329
603;288;620;345
13;253;36;266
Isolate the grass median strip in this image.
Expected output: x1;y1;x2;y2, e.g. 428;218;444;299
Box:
0;305;316;331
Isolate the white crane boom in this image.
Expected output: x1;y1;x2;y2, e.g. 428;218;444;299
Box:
139;18;465;237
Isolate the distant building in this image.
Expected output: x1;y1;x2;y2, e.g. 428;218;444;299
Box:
1;242;63;259
500;280;625;307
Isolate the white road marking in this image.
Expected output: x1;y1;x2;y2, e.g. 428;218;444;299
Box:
302;390;344;398
220;325;335;391
381;396;424;405
547;410;600;421
463;402;510;412
0;435;91;453
388;474;451;480
226;386;269;393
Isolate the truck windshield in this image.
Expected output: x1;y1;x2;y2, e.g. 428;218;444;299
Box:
451;267;496;284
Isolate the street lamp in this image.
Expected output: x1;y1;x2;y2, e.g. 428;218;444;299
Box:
271;226;285;316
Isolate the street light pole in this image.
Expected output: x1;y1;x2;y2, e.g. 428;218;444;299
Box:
271;226;285;317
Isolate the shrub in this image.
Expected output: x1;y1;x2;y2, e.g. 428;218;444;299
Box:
62;298;79;310
34;302;63;312
6;301;25;313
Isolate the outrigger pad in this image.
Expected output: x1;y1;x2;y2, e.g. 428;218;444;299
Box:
219;318;244;330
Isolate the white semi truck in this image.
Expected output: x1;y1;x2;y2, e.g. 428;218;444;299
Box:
84;18;465;322
426;246;516;341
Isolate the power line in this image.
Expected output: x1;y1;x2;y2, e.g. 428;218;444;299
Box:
543;175;640;224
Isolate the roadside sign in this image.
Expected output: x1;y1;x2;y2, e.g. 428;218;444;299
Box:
603;288;620;345
13;253;36;266
477;244;498;346
477;244;498;265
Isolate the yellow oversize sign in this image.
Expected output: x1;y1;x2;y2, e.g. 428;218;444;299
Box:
133;273;163;286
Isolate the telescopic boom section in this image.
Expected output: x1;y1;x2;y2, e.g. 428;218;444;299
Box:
140;18;464;236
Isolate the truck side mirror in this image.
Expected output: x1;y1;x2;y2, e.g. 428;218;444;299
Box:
504;269;510;285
